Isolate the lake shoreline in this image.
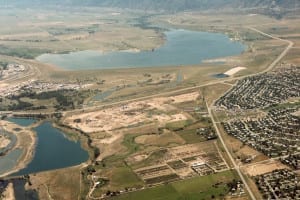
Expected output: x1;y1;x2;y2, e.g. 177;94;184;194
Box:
12;121;89;176
0;118;90;178
0;120;37;178
36;29;245;71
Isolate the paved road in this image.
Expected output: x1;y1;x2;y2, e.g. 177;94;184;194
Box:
247;27;294;74
63;26;294;116
81;27;294;200
265;181;279;200
206;100;257;200
7;27;294;118
5;26;294;200
206;28;293;200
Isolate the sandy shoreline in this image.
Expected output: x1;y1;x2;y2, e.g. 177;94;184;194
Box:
0;137;11;149
2;182;15;200
0;120;37;178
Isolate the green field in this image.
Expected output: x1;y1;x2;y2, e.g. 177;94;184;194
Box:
175;120;213;144
130;149;168;170
176;129;206;144
165;120;193;131
92;166;143;196
112;170;239;200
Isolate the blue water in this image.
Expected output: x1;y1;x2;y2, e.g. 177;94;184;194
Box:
213;73;230;78
13;122;88;176
36;30;245;70
7;118;36;126
0;149;23;174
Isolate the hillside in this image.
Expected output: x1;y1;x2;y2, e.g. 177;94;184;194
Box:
2;0;300;11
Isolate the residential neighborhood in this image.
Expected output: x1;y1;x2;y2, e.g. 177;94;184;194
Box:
0;79;86;98
0;63;26;80
255;169;300;200
216;66;300;110
221;106;299;164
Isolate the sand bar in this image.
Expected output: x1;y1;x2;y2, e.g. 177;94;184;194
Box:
224;66;247;76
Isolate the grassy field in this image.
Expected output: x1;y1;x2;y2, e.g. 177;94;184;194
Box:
165;120;193;131
2;7;299;200
112;170;239;200
176;128;206;144
135;131;185;147
175;121;212;144
28;165;82;200
93;166;143;195
0;7;164;57
110;167;142;188
130;148;168;170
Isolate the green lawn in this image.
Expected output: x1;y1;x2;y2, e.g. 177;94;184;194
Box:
93;166;143;196
131;149;168;169
113;185;180;200
165;120;193;131
110;167;143;189
122;134;142;155
176;129;206;144
102;133;142;168
175;121;212;144
113;170;239;200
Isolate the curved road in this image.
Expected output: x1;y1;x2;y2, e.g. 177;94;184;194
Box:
8;27;294;119
6;27;294;200
64;27;294;117
81;27;293;200
207;27;293;200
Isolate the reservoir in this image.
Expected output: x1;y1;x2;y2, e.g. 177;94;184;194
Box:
7;118;36;127
13;122;88;176
0;149;22;175
36;30;245;70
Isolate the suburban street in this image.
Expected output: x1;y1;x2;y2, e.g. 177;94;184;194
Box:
206;27;294;200
82;27;294;200
3;26;294;200
206;99;257;200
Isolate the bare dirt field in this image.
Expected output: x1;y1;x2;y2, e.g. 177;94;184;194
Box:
64;92;199;133
1;8;299;199
242;160;288;177
236;146;268;163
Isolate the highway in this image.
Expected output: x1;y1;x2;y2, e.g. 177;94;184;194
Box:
80;27;294;200
59;27;295;117
5;27;293;118
205;28;294;200
206;100;257;200
247;27;294;73
3;26;294;200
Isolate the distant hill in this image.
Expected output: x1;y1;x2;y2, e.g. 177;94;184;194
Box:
2;0;300;12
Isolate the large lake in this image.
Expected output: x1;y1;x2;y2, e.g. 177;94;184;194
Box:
36;30;245;70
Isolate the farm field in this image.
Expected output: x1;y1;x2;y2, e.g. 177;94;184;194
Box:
112;170;242;200
0;3;300;200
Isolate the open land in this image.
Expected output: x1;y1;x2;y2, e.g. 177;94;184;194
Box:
1;182;15;200
0;5;300;200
